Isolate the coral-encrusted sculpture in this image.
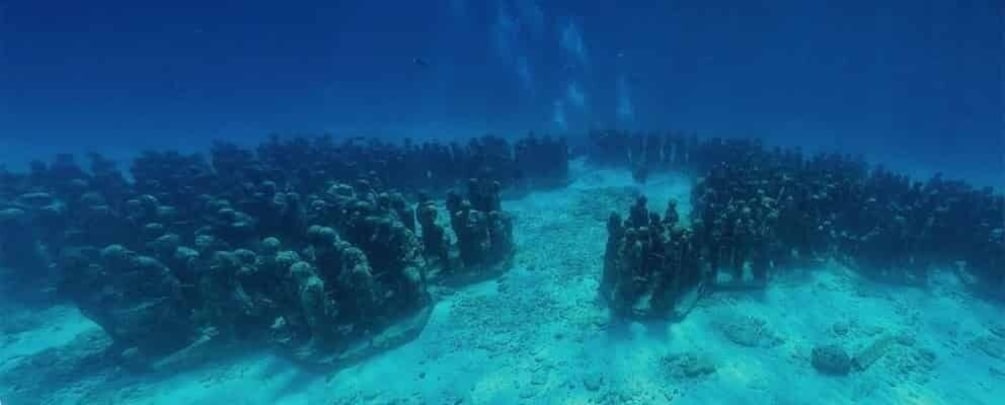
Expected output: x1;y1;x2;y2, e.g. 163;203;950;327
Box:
416;193;450;272
592;131;1004;314
439;178;514;283
4;127;1002;377
0;133;547;372
601;196;703;319
59;245;195;356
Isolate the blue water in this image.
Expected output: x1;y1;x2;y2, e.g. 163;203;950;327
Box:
2;0;1001;185
1;1;1004;404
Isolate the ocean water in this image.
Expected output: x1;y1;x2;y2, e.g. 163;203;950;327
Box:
1;1;1003;404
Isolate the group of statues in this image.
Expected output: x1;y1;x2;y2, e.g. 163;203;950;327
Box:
1;129;1001;370
598;132;1004;318
0;134;545;369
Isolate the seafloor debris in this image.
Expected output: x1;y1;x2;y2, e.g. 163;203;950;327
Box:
810;333;927;378
832;321;851;337
811;344;853;376
852;335;897;371
582;373;605;391
718;315;785;348
661;351;718;380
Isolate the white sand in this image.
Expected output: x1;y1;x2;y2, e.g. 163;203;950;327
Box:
2;162;1003;404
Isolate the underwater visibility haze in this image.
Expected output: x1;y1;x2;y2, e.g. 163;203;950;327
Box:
0;1;1003;404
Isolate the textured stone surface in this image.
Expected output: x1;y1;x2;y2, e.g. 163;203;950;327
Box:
662;352;717;379
721;315;784;348
811;344;852;376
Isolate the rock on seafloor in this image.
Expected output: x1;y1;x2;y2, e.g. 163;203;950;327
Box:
811;344;852;376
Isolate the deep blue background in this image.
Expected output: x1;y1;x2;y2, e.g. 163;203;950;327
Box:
1;0;1001;186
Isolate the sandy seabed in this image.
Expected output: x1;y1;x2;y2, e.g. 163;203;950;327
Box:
2;162;1004;405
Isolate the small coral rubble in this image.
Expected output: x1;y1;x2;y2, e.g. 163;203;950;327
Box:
661;351;718;380
811;344;852;376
